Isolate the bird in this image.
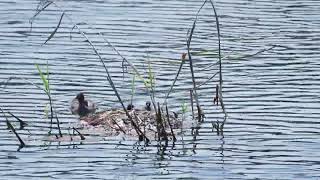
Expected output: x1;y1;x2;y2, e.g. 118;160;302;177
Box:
70;93;96;117
127;103;134;110
145;101;151;111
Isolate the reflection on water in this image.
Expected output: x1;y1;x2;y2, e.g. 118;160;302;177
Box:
0;0;320;179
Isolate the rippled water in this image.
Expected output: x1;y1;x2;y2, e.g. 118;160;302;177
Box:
1;0;320;179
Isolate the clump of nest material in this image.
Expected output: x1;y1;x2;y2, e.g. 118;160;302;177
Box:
79;108;181;140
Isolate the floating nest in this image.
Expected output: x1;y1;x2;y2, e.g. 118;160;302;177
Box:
79;109;182;140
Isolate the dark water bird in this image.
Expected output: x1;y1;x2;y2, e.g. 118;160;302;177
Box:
145;101;151;111
127;104;134;110
71;93;96;117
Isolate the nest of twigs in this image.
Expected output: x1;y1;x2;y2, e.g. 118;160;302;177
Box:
80;109;181;140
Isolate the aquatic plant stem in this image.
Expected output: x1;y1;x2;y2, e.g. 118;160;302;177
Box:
190;90;195;119
165;105;176;141
2;112;26;150
72;127;85;140
2;110;27;130
186;0;208;122
208;0;227;120
162;54;186;107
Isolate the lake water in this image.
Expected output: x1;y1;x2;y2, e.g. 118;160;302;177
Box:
0;0;320;179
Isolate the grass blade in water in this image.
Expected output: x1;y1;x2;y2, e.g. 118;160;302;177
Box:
43;12;65;45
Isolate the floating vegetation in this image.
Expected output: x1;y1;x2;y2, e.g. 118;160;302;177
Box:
79;106;180;140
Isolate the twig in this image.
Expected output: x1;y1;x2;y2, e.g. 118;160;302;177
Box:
162;53;187;106
190;90;194;119
6;120;26;149
196;72;219;89
186;0;207;122
220;116;227;134
29;1;53;31
208;0;227;124
112;119;126;134
203;0;222;88
156;102;167;141
165;105;176;141
199;45;279;72
43;12;64;45
0;107;27;130
214;84;219;105
72;127;85;140
235;44;279;60
6;111;27;130
55;113;62;137
0;108;10;129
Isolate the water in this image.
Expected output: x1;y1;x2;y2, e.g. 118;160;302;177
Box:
0;0;320;179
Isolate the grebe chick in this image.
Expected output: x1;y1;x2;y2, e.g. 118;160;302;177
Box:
145;101;151;111
70;93;96;117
